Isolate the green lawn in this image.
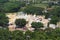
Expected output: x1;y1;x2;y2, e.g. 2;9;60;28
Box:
31;3;48;8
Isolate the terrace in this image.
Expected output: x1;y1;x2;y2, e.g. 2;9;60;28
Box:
6;12;50;31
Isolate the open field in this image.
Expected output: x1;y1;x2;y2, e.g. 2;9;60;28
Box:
31;3;48;8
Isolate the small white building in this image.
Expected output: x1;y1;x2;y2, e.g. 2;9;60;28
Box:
49;24;57;29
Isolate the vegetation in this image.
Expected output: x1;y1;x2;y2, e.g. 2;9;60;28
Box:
0;28;60;40
0;28;25;40
49;7;60;18
32;3;48;8
0;0;8;3
31;22;44;30
23;6;44;15
0;1;26;13
50;16;59;24
45;7;60;24
0;0;60;40
15;19;27;28
0;13;9;27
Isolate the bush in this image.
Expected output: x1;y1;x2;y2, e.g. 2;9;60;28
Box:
15;19;27;28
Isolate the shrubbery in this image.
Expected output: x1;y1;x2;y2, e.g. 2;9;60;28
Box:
0;28;60;40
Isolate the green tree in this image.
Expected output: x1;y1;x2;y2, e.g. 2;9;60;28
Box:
0;28;25;40
48;2;54;8
0;13;9;27
45;7;60;19
2;2;20;13
15;19;27;28
2;1;26;13
29;30;47;40
11;30;25;40
23;6;44;15
31;22;44;30
50;16;59;24
25;30;32;40
49;7;60;17
0;28;11;40
0;28;60;40
0;0;8;3
0;0;8;12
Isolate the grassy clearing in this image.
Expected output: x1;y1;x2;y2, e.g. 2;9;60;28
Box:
31;3;48;8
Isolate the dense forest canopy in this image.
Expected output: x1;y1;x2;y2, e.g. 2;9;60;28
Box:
0;0;60;40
